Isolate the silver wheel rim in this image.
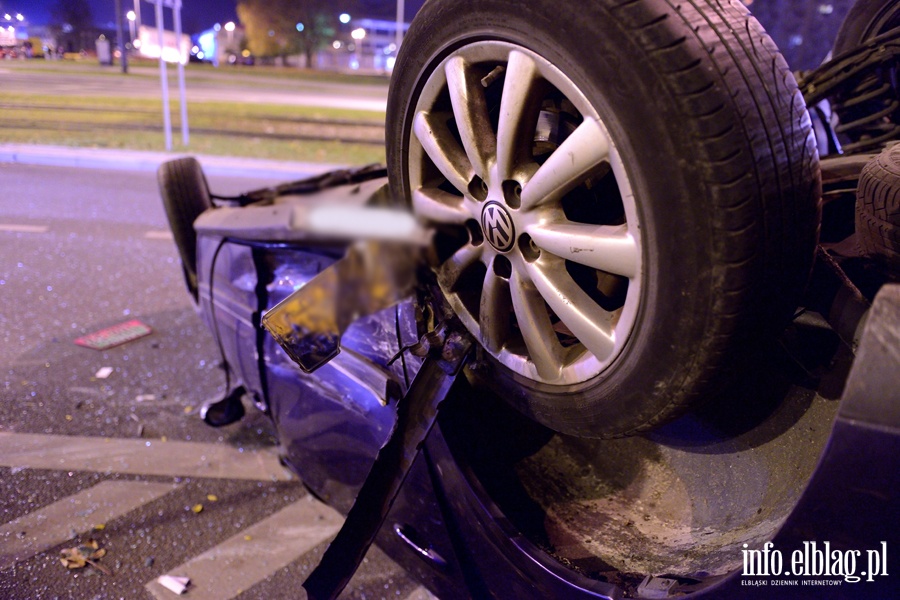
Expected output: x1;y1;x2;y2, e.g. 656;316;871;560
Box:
408;42;643;386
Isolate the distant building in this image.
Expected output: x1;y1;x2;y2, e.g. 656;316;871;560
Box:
321;18;409;73
0;25;16;48
134;24;190;64
188;16;408;73
0;11;27;50
192;23;246;66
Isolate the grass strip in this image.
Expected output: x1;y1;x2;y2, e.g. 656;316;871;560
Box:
0;93;386;163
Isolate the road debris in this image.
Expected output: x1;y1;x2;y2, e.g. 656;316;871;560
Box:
158;575;190;594
74;320;153;350
94;367;114;379
59;539;110;575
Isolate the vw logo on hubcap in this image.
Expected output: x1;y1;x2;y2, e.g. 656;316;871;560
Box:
481;201;516;252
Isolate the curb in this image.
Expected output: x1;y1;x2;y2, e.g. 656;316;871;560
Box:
0;144;346;180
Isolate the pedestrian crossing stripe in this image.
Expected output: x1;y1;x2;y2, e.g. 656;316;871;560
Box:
0;432;439;599
0;480;177;570
0;432;292;481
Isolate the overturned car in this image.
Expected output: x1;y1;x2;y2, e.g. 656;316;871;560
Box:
159;0;900;597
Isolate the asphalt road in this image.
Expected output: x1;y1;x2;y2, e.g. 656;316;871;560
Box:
0;62;389;112
0;163;431;599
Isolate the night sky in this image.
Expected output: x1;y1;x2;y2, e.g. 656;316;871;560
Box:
7;1;426;34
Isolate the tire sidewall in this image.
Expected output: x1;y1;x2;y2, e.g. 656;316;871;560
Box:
158;158;212;300
388;0;720;435
833;0;900;55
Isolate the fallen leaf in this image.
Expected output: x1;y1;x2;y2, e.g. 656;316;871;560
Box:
60;539;111;575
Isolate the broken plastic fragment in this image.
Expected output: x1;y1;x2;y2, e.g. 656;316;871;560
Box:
75;320;153;350
95;367;113;379
158;575;190;594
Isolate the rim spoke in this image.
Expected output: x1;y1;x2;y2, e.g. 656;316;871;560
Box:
526;222;639;278
445;56;496;181
410;42;643;385
413;111;474;195
509;269;566;380
520;117;611;211
496;50;545;181
480;263;512;354
438;243;483;290
412;187;470;225
523;258;616;361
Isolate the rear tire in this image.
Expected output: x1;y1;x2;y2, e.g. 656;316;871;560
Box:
388;0;821;437
158;157;212;301
857;143;900;271
830;0;900;154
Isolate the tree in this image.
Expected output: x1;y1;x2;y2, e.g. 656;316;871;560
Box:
236;0;292;60
49;0;95;53
237;0;356;68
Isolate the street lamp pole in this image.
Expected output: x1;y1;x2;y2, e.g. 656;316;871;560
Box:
173;0;188;146
224;21;235;50
155;0;172;151
133;0;141;34
127;11;136;44
114;0;128;73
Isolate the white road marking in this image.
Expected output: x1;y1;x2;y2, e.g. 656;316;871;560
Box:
404;587;441;600
145;497;344;600
144;230;174;240
0;432;293;481
0;223;49;233
0;480;177;569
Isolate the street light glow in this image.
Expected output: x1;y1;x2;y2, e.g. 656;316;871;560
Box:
16;13;24;21
224;21;235;32
296;22;304;32
3;14;10;21
126;10;136;21
350;27;366;40
339;13;351;24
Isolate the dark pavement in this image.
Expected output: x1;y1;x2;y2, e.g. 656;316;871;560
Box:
0;162;433;600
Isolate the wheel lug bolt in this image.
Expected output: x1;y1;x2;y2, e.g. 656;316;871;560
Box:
502;180;522;209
